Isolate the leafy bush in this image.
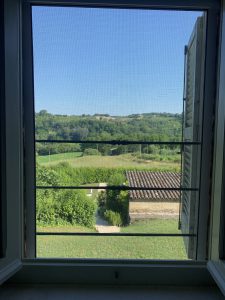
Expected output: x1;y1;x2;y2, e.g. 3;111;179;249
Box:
57;190;96;227
36;164;60;186
36;192;58;225
97;191;107;208
36;165;61;224
97;174;129;226
47;163;127;185
37;189;96;227
36;164;96;227
104;210;122;226
105;189;129;225
83;148;101;156
107;173;126;186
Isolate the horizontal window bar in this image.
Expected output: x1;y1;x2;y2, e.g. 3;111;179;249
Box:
36;232;196;237
27;0;219;10
35;139;201;146
36;185;199;191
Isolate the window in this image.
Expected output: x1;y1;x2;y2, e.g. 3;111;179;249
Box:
22;3;217;262
1;0;222;288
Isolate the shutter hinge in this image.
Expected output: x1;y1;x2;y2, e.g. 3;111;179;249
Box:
184;45;188;55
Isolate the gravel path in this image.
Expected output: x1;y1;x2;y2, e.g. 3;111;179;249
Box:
95;212;120;233
94;183;121;233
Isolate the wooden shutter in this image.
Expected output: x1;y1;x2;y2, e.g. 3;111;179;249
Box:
181;16;205;259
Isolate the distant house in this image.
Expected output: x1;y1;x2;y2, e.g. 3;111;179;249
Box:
126;171;180;221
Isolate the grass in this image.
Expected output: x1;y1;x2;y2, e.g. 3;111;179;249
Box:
121;219;181;234
36;220;187;259
37;236;187;259
37;153;180;171
37;152;82;164
37;225;96;233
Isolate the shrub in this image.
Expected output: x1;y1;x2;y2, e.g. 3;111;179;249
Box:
97;191;107;208
96;175;129;226
36;164;60;186
56;190;96;227
104;210;122;226
36;164;96;227
36;192;58;225
50;164;126;185
107;173;126;186
105;190;129;225
36;165;62;225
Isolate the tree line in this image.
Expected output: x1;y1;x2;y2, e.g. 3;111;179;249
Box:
35;110;182;156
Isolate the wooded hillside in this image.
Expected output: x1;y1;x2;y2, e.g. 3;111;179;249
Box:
35;110;182;142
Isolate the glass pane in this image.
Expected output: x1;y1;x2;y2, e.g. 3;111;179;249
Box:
32;6;204;260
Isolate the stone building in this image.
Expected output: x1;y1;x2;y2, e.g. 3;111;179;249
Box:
126;171;180;221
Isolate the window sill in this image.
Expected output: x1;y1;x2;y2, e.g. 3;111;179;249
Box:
208;261;225;296
8;259;214;286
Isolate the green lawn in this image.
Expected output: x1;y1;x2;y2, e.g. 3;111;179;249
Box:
36;220;187;259
37;152;83;164
121;219;181;234
37;153;180;171
37;225;96;233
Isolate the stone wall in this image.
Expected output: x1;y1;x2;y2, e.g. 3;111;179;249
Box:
129;201;179;221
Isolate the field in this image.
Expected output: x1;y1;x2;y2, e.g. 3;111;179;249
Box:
37;152;83;164
37;152;180;171
36;220;187;259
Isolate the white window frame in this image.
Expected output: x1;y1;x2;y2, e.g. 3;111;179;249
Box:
23;0;219;261
0;0;23;284
1;0;223;287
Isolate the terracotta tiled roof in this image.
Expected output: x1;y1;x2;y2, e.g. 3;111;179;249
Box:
126;171;181;201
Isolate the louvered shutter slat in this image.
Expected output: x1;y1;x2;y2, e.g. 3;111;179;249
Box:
181;16;204;258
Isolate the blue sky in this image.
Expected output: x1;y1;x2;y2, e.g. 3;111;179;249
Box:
32;7;202;116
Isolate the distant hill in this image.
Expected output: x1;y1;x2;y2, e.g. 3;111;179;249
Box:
35;111;182;142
